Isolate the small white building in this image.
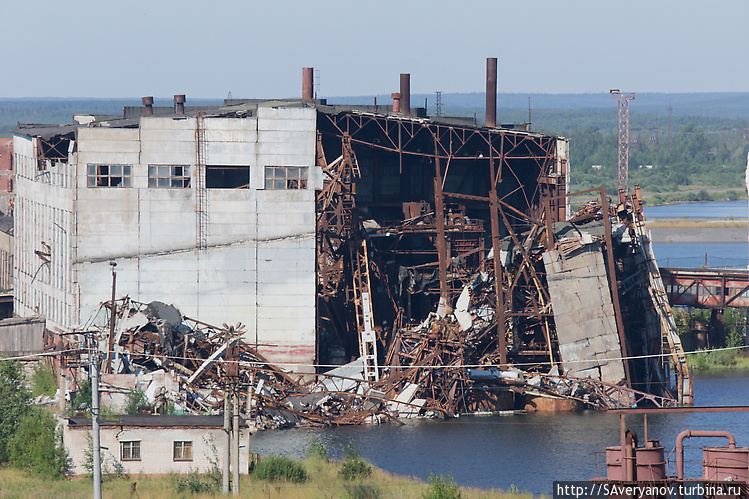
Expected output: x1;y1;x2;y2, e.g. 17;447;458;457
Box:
64;414;251;476
13;102;320;370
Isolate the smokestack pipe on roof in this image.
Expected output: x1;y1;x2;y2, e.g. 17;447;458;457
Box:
142;96;154;116
391;93;401;113
486;58;497;127
302;67;314;102
400;74;411;116
174;94;186;115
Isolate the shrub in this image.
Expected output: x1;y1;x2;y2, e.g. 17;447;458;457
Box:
0;357;31;463
31;362;58;398
423;472;461;499
174;470;220;493
305;437;328;462
82;433;128;480
8;408;69;478
689;348;738;369
339;442;372;481
340;459;373;481
123;387;149;414
71;380;92;415
345;483;381;498
251;456;308;483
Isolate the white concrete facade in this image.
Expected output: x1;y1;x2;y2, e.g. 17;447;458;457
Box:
14;105;319;370
63;420;251;476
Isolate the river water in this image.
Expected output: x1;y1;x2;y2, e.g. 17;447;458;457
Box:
646;200;749;269
250;201;749;496
250;373;749;495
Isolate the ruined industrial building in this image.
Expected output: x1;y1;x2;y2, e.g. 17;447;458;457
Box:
10;61;691;427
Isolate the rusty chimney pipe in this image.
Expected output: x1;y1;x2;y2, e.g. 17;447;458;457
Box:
142;96;154;116
400;73;411;116
174;94;186;115
391;93;401;113
302;67;314;102
486;57;497;127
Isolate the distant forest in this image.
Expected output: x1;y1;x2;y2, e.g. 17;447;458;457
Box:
3;93;748;202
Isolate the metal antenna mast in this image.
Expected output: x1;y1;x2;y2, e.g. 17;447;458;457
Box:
610;89;635;193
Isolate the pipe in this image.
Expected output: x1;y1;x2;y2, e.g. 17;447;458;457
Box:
625;431;636;481
142;96;154;116
391;92;401;113
400;73;411;116
676;429;736;479
174;94;186;115
486;58;497;127
302;67;314;102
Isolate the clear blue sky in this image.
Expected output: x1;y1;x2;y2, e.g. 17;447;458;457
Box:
2;0;747;99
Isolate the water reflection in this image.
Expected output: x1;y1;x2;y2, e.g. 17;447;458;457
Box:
250;374;749;495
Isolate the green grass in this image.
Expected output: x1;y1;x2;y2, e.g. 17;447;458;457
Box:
687;350;749;371
0;459;538;499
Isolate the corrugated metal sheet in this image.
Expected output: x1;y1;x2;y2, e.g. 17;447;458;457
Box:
0;315;45;354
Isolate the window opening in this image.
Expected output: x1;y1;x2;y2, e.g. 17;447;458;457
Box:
206;165;249;189
121;441;141;461
87;164;132;187
264;166;308;190
148;165;191;188
173;441;193;461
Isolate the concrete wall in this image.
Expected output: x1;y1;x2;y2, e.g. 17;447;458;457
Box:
543;241;626;383
15;105;319;370
13;134;76;328
0;138;13;214
0;230;12;291
0;315;45;354
64;424;250;476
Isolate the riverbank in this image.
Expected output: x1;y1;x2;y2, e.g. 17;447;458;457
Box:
646;219;748;243
0;461;532;499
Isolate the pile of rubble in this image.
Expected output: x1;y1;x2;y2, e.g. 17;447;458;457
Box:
53;186;684;428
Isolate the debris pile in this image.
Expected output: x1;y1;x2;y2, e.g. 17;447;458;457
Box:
52;184;686;428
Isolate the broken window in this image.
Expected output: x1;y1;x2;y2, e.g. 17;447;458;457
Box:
148;165;191;188
264;166;308;190
86;164;132;187
121;441;141;461
205;165;249;189
173;441;192;461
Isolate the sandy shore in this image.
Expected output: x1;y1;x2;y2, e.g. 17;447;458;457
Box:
649;226;748;243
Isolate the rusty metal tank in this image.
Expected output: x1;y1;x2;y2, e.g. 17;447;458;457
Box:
605;446;625;480
605;441;666;481
635;441;666;481
702;446;749;482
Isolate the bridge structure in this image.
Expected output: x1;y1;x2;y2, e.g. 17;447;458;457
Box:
660;267;749;309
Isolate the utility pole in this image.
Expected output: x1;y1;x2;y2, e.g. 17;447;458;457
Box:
223;394;230;493
232;385;240;496
91;331;102;499
106;261;117;374
610;89;635;193
222;325;241;493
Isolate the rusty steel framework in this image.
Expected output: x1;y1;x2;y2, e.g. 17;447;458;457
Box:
46;108;692;428
312;109;684;416
611;90;635;193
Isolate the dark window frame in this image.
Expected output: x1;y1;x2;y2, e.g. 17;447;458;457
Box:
148;164;191;188
121;441;141;461
173;441;193;461
264;166;308;190
87;164;132;188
